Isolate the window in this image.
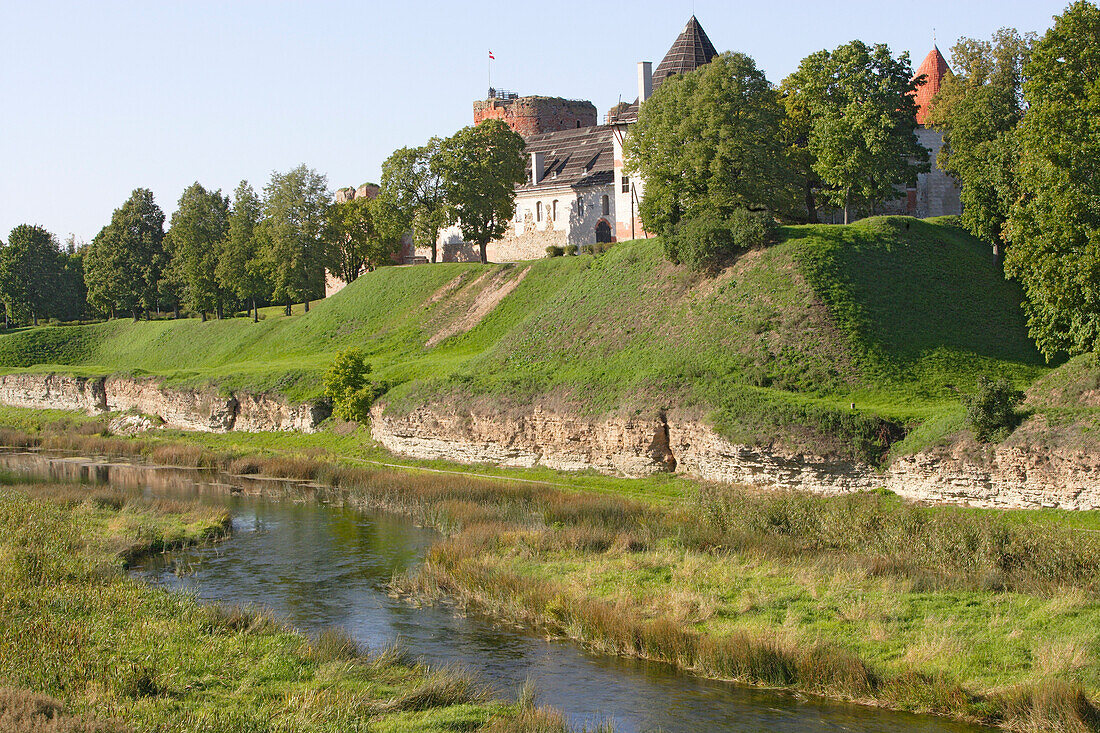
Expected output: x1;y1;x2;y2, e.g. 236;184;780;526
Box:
552;200;559;220
601;195;609;216
578;199;585;218
621;175;631;194
536;201;543;221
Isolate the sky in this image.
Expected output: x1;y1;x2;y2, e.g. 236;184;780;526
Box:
0;0;1071;244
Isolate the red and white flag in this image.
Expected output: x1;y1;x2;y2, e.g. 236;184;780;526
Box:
488;50;495;60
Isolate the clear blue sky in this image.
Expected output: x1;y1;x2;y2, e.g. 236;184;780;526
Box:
1;0;1070;244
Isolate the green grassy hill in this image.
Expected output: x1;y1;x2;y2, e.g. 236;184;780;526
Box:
0;216;1049;462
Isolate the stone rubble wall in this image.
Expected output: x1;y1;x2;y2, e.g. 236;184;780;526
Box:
0;373;328;433
370;403;1100;510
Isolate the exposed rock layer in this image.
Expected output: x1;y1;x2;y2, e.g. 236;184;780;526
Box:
370;403;1100;510
0;373;328;433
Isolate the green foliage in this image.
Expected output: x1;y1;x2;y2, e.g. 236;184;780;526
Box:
380;140;448;262
165;182;231;318
0;225;61;326
664;209;776;272
625;52;793;240
929;29;1034;256
82;189;166;319
216;180;269;321
782;41;929;223
262;165;330;310
323;348;382;423
963;375;1025;442
324;194;405;283
436;120;526;263
545;245;564;258
1005;1;1100;358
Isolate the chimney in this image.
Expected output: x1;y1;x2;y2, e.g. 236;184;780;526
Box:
531;151;545;185
637;61;653;104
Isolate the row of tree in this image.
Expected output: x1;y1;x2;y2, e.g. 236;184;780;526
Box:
0;119;526;325
929;1;1100;358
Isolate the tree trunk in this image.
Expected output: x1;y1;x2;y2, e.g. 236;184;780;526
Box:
478;241;488;264
843;190;851;225
431;241;438;263
304;299;310;313
144;308;150;321
32;312;38;327
284;301;291;317
201;311;207;322
805;179;819;224
216;303;223;320
132;309;139;322
252;298;258;323
3;309;8;329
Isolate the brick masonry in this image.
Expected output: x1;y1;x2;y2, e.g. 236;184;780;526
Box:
474;96;597;137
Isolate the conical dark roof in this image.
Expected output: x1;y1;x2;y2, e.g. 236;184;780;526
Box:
652;16;719;89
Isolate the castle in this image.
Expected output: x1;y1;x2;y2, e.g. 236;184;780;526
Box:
422;16;961;264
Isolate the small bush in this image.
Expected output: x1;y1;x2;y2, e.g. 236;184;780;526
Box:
545;245;564;257
563;244;577;256
323;348;385;424
963;376;1025;442
665;208;775;272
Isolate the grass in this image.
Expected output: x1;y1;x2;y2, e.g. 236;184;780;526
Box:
0;479;604;733
5;418;1100;728
0;217;1052;462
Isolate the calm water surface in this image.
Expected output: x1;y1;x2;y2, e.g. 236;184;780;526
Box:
2;452;991;733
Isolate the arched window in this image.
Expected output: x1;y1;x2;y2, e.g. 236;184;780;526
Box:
536;201;543;222
552;200;559;221
601;195;609;216
596;219;612;243
578;199;585;218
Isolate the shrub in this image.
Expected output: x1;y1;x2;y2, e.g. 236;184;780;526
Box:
323;348;386;423
664;208;775;272
563;244;577;256
545;245;564;257
963;376;1025;442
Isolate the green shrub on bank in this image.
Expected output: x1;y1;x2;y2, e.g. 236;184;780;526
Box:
963;375;1025;442
323;348;386;424
664;209;776;272
545;245;564;257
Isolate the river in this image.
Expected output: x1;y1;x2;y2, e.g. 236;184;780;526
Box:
1;451;991;733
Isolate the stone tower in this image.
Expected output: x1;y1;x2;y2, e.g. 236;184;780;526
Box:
473;93;597;138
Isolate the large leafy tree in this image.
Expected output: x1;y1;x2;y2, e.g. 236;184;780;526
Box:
324;194;405;283
436;120;526;264
216;181;269;322
262;165;330;314
0;224;61;327
929;29;1034;258
1004;1;1100;358
625;52;794;238
784;41;929;223
83;188;166;320
380;140;447;262
166;182;231;320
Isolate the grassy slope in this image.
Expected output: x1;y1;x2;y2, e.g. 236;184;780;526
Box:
0;216;1048;460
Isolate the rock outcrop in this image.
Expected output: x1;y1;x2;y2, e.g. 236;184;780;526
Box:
0;373;328;433
370;403;1100;510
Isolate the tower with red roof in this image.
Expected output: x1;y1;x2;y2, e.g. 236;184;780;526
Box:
900;45;961;218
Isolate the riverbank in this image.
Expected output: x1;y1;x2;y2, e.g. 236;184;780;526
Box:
0;414;1097;730
0;477;593;733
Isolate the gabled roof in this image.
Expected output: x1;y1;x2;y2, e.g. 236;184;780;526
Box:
608;15;719;124
519;125;615;191
913;45;951;125
652;15;719;89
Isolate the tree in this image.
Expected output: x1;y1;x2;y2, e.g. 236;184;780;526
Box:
216;181;269;322
83;188;166;320
262;165;330;314
165;182;230;320
0;224;61;327
1004;1;1100;358
624;52;794;241
436;120;526;264
784;41;929;223
380;140;447;262
324;194;406;283
929;29;1034;258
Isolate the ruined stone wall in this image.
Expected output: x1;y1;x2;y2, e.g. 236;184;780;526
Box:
473;97;597;137
0;373;329;433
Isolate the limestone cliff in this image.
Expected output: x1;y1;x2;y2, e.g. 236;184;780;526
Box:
0;373;328;433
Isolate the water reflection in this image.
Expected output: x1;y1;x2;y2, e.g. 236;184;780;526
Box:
1;452;990;733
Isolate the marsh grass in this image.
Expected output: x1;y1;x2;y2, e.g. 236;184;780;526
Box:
0;687;127;733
